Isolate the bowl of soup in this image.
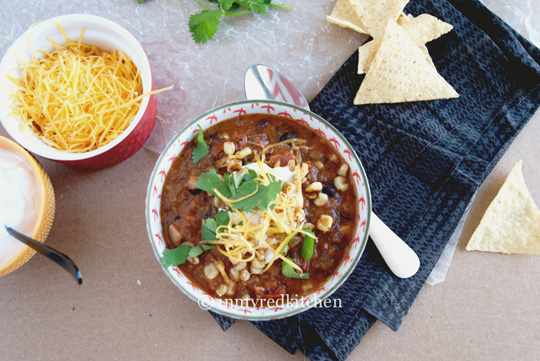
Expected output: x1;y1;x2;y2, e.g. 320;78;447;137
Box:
146;100;371;320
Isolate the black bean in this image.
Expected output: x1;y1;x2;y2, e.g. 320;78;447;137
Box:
321;182;338;197
209;133;226;142
188;188;202;195
256;119;269;128
279;131;297;142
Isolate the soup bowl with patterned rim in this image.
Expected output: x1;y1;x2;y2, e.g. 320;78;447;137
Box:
146;100;371;320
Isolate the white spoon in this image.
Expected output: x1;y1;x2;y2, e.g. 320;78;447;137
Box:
244;64;420;279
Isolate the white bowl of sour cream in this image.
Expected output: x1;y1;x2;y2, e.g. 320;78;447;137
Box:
0;136;55;276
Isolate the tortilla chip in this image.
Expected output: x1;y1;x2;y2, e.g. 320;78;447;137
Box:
466;160;540;254
397;13;413;25
358;14;452;74
418;44;436;68
401;14;453;45
354;19;459;104
357;40;381;74
349;0;410;38
358;39;435;74
326;0;367;34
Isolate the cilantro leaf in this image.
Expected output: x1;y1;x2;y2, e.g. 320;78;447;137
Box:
195;169;232;198
201;210;230;241
214;210;230;227
243;169;257;182
197;169;282;213
161;244;214;267
188;9;223;44
229;180;258;205
256;180;282;209
218;0;237;10
161;245;190;267
249;2;269;14
201;218;218;241
188;0;291;43
282;257;309;279
230;180;281;212
189;244;214;257
192;125;209;163
224;172;243;196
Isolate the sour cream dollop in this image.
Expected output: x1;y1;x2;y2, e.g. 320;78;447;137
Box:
241;162;296;183
0;149;40;266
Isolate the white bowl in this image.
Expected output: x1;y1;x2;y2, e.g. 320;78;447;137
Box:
146;100;372;320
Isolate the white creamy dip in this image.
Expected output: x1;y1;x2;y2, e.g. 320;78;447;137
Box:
0;149;40;266
242;162;296;183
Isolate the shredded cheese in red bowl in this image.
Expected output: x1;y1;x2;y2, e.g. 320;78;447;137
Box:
0;14;170;169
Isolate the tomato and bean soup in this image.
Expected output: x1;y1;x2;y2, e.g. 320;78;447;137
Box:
161;114;357;303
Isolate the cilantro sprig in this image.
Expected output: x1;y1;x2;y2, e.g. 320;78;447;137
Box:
195;168;281;212
161;244;214;267
189;0;292;43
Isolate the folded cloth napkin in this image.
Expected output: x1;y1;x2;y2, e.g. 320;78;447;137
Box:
209;0;540;359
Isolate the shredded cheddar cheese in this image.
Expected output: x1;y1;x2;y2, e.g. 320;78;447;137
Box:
7;23;171;152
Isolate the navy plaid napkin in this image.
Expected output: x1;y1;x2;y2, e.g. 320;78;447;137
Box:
209;0;540;359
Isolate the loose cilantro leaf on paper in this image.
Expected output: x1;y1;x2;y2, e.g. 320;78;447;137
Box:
161;244;214;267
188;9;222;44
249;1;269;14
201;210;230;241
192;125;209;163
282;257;309;280
218;0;238;10
189;0;292;44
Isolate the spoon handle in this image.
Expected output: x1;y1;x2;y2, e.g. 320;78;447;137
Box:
369;213;420;278
5;226;82;284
